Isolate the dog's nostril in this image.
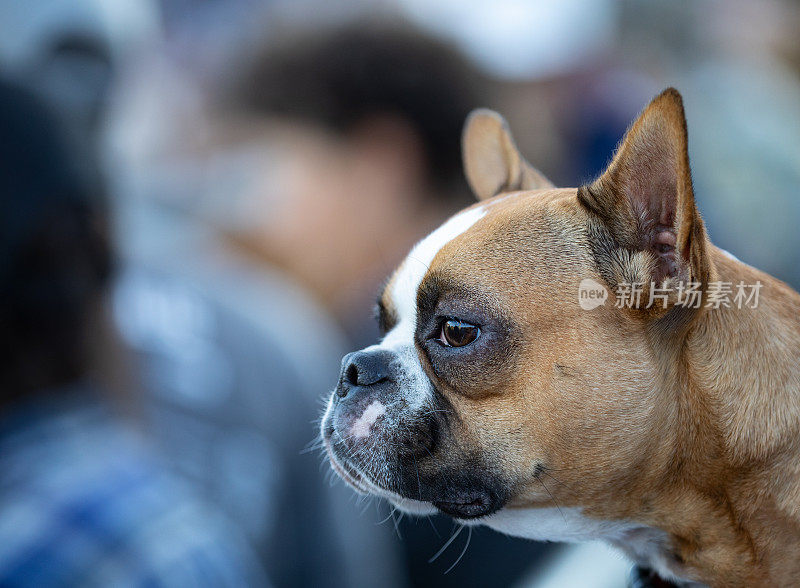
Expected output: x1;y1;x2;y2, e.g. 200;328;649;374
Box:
345;363;359;386
340;350;392;387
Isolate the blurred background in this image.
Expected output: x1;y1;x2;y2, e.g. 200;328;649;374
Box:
1;0;799;586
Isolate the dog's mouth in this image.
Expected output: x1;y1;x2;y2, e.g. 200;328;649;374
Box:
432;490;499;519
323;427;504;520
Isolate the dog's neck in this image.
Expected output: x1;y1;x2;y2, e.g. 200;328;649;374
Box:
687;249;800;460
643;246;800;585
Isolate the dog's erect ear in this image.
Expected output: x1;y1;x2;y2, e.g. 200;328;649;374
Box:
578;88;710;293
462;109;554;201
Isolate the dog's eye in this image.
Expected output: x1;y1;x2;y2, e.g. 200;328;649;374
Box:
439;319;480;347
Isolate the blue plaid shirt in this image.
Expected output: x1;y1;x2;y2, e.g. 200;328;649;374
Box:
0;385;268;587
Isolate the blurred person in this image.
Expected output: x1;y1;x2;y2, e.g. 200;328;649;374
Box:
108;170;384;588
103;48;405;588
0;78;266;587
224;22;484;344
214;21;555;588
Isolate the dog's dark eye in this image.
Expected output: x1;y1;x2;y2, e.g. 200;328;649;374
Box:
438;319;480;347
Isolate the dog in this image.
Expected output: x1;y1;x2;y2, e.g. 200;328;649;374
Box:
320;88;800;586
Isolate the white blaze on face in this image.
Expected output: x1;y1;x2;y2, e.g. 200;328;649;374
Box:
388;206;487;337
350;400;386;438
364;206;487;409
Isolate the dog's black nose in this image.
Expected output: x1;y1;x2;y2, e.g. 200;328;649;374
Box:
338;350;392;397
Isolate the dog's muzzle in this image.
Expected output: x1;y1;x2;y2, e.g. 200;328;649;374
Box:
323;349;438;480
322;347;507;519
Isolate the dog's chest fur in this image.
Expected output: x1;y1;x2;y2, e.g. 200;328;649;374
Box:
480;507;700;585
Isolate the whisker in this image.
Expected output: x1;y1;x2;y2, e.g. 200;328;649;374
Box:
426;514;441;538
391;508;404;540
418;409;451;417
541;465;581;472
300;439;326;455
445;526;473;574
541;469;578;496
358;496;373;516
537;475;566;523
407;255;431;272
429;524;464;563
378;505;397;526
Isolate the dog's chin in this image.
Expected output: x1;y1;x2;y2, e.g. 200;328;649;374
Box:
326;448;502;520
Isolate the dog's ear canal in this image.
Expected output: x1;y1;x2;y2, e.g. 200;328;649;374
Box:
578;88;710;289
462;109;554;201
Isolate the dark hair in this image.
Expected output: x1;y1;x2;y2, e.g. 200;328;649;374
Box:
233;21;485;197
0;78;112;401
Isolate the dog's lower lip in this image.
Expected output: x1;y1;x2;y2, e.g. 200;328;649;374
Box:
330;453;363;487
432;494;498;519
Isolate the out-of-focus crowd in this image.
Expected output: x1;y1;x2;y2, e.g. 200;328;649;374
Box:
1;1;799;587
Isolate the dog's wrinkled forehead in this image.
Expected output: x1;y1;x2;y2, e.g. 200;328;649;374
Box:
381;206;487;345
